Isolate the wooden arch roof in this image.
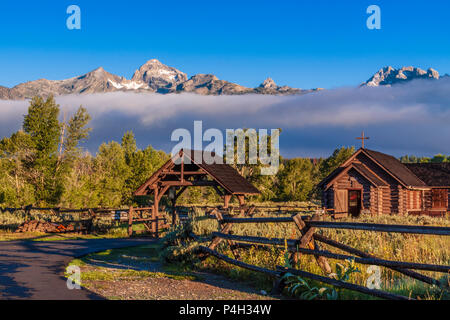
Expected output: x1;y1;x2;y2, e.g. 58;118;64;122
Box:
134;149;260;196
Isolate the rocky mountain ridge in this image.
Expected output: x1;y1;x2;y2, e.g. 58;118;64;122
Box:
0;59;313;100
361;66;440;87
0;61;446;100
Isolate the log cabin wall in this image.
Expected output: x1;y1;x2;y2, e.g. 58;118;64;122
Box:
323;188;334;210
423;190;433;210
448;190;450;211
356;153;405;215
406;189;422;212
379;186;393;214
370;185;379;215
320;149;450;217
333;169;372;213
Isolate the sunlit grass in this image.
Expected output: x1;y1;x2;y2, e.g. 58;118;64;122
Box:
183;206;450;300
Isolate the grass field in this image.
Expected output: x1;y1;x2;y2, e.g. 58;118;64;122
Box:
0;208;131;241
162;205;450;300
2;203;449;299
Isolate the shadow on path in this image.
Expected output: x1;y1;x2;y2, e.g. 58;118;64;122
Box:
0;238;155;300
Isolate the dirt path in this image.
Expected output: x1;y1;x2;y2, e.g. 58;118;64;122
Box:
0;238;278;300
77;247;278;300
0;238;153;299
84;272;276;300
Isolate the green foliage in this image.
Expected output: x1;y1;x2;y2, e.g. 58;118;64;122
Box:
23;96;61;162
121;132;169;204
22;96;63;204
281;254;359;300
400;154;450;163
277;158;314;201
61;106;91;163
330;259;361;282
0;96;168;208
319;146;356;179
282;273;338;300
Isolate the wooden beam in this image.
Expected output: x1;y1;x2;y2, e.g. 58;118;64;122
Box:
223;194;232;208
222;216;296;223
213;185;224;197
128;206;134;237
160;181;218;187
292;214;332;274
164;171;207;175
157;185;171;202
174;186;188;201
153;188;158;238
181;150;184;183
215;211;240;260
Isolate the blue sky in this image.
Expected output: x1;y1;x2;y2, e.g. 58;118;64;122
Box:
0;0;449;89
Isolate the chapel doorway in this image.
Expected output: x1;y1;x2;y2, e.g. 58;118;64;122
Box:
348;189;362;217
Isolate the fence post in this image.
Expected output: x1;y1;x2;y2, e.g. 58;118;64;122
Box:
292;214;332;274
128;206;134;237
216;210;240;260
87;208;95;233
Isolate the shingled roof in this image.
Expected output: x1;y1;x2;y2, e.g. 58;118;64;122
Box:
352;163;388;187
363;149;427;187
405;163;450;187
183;150;260;195
319;148;429;189
134;149;260;196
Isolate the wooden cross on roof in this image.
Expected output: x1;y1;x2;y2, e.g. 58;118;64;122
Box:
356;131;370;149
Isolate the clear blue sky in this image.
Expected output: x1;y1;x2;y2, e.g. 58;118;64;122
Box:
0;0;449;89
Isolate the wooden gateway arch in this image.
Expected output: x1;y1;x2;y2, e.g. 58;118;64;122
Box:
132;149;260;237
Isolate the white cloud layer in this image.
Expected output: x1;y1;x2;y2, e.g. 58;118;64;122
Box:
0;78;449;157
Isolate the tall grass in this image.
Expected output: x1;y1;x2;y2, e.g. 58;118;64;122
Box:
169;206;450;299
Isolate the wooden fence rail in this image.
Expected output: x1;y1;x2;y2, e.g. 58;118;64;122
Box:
198;210;449;300
1;205;169;237
312;233;440;286
221;217;450;235
211;232;450;272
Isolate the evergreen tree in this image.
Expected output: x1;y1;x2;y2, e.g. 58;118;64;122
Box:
277;158;314;201
22;96;62;204
319;146;355;179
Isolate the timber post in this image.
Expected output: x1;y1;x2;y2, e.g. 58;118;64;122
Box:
128;206;134;237
153;187;159;238
292;213;332;274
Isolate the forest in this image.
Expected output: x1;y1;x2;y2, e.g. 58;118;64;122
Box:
0;96;448;208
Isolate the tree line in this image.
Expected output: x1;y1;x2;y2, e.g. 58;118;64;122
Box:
399;154;450;163
2;95;444;208
0;96;168;207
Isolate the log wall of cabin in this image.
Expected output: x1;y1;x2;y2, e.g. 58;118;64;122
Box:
406;190;422;212
355;153;405;215
333;169;372;212
369;185;379;215
322;188;334;210
443;189;450;210
423;190;433;210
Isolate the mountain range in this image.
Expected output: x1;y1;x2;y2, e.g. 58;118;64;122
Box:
0;60;447;100
360;66;443;87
